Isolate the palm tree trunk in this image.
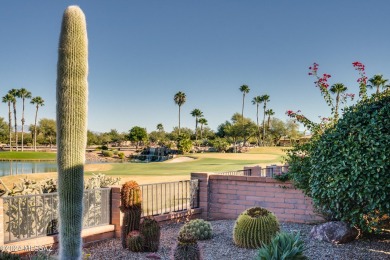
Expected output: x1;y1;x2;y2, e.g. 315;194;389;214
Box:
377;86;380;94
13;103;18;151
241;94;245;118
21;98;25;152
8;103;12;152
178;105;181;135
200;124;203;140
335;94;340;120
262;102;267;145
256;104;260;146
34;105;39;152
267;115;271;129
195;116;198;141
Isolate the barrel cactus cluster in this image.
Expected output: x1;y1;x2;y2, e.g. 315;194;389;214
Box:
120;181;161;252
233;207;280;248
179;219;213;240
173;230;201;260
120;181;143;248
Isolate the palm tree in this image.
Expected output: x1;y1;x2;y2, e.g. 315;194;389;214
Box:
16;88;32;151
330;83;347;121
30;96;45;152
2;94;15;151
260;94;270;144
190;108;203;140
198;118;208;140
265;109;275;129
156;123;164;132
239;85;250;118
252;96;262;145
174;91;186;135
8;89;19;151
368;74;389;94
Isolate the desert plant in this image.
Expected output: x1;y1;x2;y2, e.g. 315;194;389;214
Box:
118;152;125;159
0;251;21;260
179;219;212;240
56;5;88;259
233;207;280;248
120;181;142;248
101;150;113;157
257;232;307;260
173;230;201;260
112;149;119;155
127;230;144;252
140;217;161;252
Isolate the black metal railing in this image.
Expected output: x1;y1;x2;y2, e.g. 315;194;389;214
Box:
139;179;199;217
260;165;289;177
214;169;252;176
2;188;111;244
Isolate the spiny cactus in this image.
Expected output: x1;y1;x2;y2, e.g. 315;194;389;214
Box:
140;217;160;252
173;231;201;260
179;219;212;240
127;231;144;252
120;181;142;248
56;5;88;259
233;207;280;249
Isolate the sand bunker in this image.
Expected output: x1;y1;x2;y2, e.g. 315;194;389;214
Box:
165;156;195;163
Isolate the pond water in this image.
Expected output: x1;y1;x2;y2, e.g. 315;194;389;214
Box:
0;161;58;176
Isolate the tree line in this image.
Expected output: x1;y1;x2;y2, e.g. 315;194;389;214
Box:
1;88;45;151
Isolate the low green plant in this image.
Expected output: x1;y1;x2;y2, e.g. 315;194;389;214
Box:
118;152;125;159
233;207;280;249
179;219;212;240
101;145;109;150
257;232;307;260
0;251;21;260
102;150;113;157
273;172;290;182
113;149;119;155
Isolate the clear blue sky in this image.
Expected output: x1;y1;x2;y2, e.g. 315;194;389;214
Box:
1;1;389;133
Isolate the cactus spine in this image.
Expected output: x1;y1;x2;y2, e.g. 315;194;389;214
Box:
120;181;142;248
56;5;88;260
140;217;161;252
233;207;280;249
173;231;201;260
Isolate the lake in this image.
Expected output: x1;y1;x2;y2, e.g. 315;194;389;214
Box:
0;161;58;176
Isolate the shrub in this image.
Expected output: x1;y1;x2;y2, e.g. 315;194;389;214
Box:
101;145;109;150
233;207;280;248
118;152;125;159
0;251;21;260
101;150;113;157
113;149;119;155
310;93;390;233
257;232;307;260
179;219;212;240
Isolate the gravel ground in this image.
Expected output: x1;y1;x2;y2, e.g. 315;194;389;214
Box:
83;220;390;260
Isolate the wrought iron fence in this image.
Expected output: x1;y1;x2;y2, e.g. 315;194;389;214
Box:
260;165;289;177
2;188;111;244
214;169;252;176
139;179;199;217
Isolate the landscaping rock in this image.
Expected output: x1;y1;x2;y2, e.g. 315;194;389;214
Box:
310;221;359;244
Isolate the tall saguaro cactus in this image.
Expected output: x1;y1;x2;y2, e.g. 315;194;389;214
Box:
56;6;88;259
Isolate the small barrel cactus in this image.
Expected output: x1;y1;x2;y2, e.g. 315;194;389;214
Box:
140;217;161;252
127;231;144;252
120;181;142;248
233;207;280;249
179;219;212;240
173;231;201;260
